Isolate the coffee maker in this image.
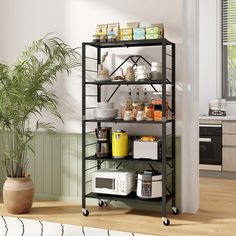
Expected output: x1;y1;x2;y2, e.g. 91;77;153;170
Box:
95;127;112;158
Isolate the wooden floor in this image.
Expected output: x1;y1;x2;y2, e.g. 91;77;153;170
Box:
1;178;236;236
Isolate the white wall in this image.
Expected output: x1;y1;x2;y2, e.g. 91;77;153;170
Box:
0;0;200;213
0;0;183;134
199;0;219;115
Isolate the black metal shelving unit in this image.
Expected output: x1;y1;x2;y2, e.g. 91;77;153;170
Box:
81;39;178;226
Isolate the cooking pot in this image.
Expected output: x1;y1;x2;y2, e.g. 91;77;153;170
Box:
136;171;162;199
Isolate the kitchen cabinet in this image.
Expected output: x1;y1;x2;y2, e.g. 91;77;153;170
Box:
223;121;236;134
81;39;177;226
223;121;236;172
223;147;236;171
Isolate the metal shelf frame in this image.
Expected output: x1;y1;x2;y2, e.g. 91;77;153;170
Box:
81;38;176;224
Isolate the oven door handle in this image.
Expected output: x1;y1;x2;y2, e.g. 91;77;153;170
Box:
199;138;212;143
112;179;115;190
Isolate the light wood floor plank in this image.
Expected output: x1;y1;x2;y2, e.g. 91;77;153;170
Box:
1;178;236;236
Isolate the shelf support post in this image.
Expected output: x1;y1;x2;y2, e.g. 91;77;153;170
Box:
161;40;167;218
171;43;176;208
82;43;86;209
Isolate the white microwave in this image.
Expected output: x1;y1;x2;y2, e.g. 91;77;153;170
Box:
92;169;135;196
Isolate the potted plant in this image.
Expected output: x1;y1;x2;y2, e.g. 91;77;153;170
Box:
0;35;80;213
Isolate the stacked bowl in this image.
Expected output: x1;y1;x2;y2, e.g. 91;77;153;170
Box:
93;102;118;120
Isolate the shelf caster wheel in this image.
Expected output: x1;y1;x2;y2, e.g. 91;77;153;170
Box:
162;217;170;226
172;207;179;215
98;200;104;207
98;200;108;207
82;208;89;217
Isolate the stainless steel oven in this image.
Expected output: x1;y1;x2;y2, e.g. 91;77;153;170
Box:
199;124;222;171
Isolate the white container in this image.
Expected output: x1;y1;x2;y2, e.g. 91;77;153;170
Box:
124;111;132;120
97;102;114;109
136;65;147;71
136;73;148;81
151;62;161;72
136;111;145;121
93;108;118;120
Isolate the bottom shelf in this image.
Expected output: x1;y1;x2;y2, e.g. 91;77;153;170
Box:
86;192;174;205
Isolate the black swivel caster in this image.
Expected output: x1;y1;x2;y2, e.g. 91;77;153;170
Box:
172;207;179;215
82;208;89;217
98;200;107;207
98;200;104;207
162;217;170;226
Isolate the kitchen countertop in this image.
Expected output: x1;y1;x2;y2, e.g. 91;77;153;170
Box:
199;115;236;121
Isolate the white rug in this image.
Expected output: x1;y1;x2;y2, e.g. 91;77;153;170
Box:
0;216;150;236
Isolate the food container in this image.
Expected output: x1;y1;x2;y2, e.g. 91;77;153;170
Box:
108;35;116;42
100;34;107;42
152;92;168;121
151;62;161;72
133;34;145;40
120;28;133;36
146;27;160;34
121;35;133;41
127;22;140;28
146;34;160;40
107;23;120;40
133;27;145;35
92;35;100;42
150;71;162;81
96;24;108;35
151;23;164;38
144;103;154;120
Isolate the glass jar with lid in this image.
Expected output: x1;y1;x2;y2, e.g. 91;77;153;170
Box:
152;92;168;121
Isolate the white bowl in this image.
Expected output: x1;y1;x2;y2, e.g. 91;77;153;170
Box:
93;108;118;120
136;74;148;81
97;102;114;109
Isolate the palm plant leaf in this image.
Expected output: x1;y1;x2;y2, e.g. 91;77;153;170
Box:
0;35;80;177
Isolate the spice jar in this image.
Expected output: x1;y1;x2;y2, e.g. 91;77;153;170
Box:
100;34;108;42
108;35;116;42
132;88;142;120
144;103;154;120
152;92;168;121
92;35;100;42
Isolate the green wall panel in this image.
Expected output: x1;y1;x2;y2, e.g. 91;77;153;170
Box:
0;132;181;210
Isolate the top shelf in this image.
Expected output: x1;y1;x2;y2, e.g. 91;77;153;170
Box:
83;38;174;48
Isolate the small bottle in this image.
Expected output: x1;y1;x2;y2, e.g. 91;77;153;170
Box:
132;88;142;119
142;88;149;104
143;89;154;120
126;88;133;110
121;89;133;119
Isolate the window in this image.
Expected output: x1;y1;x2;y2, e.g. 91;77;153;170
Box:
222;0;236;100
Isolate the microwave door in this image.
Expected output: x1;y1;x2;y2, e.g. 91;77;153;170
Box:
96;178;115;190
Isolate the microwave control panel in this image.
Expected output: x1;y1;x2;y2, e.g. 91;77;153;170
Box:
119;179;125;193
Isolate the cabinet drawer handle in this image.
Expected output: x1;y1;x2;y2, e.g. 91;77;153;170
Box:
199;138;212;143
